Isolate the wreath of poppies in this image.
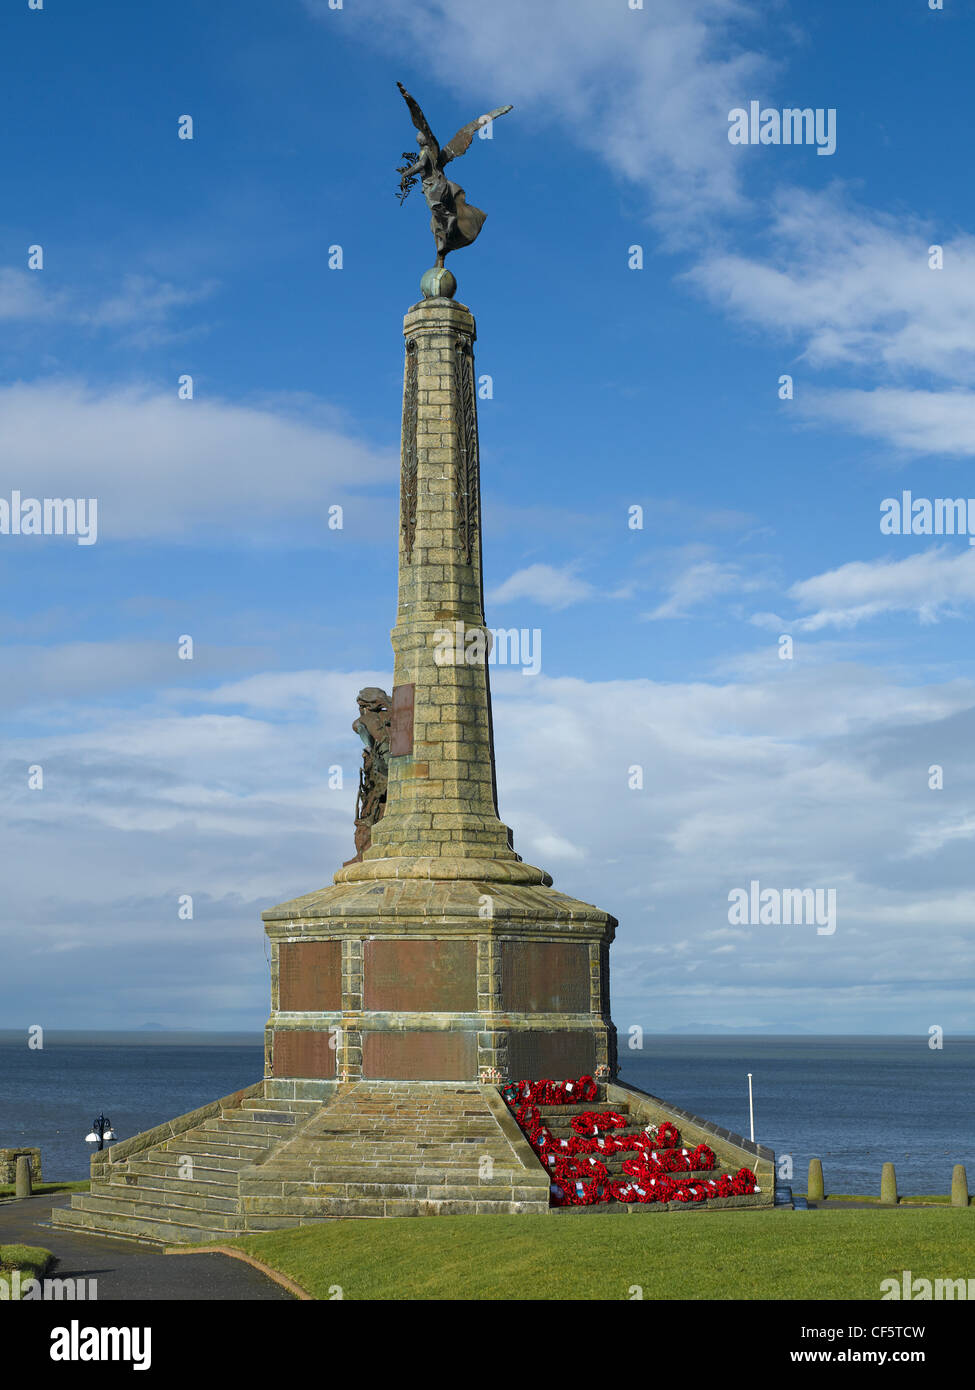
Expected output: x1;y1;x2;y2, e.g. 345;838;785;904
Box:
501;1077;598;1107
502;1076;758;1208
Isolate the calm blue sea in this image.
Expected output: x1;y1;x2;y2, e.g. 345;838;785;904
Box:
1;1032;972;1194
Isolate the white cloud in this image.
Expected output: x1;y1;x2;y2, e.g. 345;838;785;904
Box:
687;188;975;383
487;562;596;609
0;266;215;347
645;559;766;619
4;657;975;1029
0;268;70;321
308;0;771;225
808;387;975;457
0;380;394;542
787;547;975;631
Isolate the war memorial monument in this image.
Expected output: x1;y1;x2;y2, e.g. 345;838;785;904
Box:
53;88;773;1242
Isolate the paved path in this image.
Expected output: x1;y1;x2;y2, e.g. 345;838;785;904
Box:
0;1194;293;1300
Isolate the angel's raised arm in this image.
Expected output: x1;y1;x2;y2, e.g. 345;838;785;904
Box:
397;82;440;159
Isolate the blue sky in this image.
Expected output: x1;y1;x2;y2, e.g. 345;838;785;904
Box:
2;0;974;1035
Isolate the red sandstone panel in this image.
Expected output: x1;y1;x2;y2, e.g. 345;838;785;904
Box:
278;940;342;1012
364;938;477;1012
272;1029;337;1078
390;683;415;756
362;1030;476;1080
500;941;590;1013
507;1031;596;1080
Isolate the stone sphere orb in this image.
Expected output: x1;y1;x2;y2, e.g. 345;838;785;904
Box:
420;266;457;300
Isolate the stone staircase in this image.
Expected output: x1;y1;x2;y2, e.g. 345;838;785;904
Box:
51;1081;549;1244
50;1080;772;1242
237;1082;549;1226
52;1092;322;1245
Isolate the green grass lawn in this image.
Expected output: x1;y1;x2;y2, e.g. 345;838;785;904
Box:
226;1207;975;1300
0;1244;54;1279
808;1193;972;1206
0;1180;89;1198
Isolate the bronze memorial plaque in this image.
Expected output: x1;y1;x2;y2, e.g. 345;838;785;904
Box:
389;682;415;756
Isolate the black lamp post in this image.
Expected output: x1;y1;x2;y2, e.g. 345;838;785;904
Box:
85;1114;117;1152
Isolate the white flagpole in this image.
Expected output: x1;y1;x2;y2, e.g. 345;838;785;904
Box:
747;1072;755;1142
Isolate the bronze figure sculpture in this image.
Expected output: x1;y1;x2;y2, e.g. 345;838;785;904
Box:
347;687;392;862
397;82;513;271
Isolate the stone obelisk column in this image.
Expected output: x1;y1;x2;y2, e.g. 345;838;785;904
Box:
262;287;617;1086
336;296;538;879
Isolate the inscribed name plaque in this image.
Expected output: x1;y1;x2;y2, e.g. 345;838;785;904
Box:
390;683;415;757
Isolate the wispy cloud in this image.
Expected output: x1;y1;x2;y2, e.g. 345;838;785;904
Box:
0;265;216;347
786;548;975;631
7;656;975;1028
645;558;767;620
0;380;395;543
308;0;771;226
487;562;596;609
687;188;975;382
808;387;975;457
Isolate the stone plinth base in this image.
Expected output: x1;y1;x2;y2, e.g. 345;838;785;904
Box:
262;875;617;1085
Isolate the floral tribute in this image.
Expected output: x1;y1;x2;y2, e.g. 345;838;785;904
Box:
500;1077;759;1208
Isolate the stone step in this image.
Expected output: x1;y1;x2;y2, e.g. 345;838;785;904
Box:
541;1155;729;1178
540;1123;652;1143
241;1165;504;1187
159;1137;273;1162
108;1167;242;1200
51;1202;231;1246
122;1156;241;1187
206;1116;299;1139
91;1177;241;1215
189;1121;279;1142
274;1142;510;1162
241;1168;525;1193
240;1097;323;1114
68;1190;245;1231
239;1192;545;1220
307;1122;502;1137
242;1180;545;1208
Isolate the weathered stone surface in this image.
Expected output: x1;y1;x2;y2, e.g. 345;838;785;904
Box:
1;1146;41;1184
272;1030;337;1080
278;940;342;1012
363;938;477;1012
53;1081;551;1242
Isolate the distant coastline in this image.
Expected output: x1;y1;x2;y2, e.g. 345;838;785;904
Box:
2;1029;973;1044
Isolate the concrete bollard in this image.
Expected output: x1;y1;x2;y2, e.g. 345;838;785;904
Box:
807;1158;824;1203
951;1164;969;1208
881;1162;898;1205
14;1154;33;1199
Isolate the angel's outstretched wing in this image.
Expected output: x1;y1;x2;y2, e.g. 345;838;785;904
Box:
397;82;439;155
441;104;513;164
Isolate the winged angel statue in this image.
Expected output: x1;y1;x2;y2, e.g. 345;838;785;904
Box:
397;82;513;268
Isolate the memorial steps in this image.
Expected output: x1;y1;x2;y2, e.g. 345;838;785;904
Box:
51;1093;322;1245
51;1082;549;1244
51;1080;772;1243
